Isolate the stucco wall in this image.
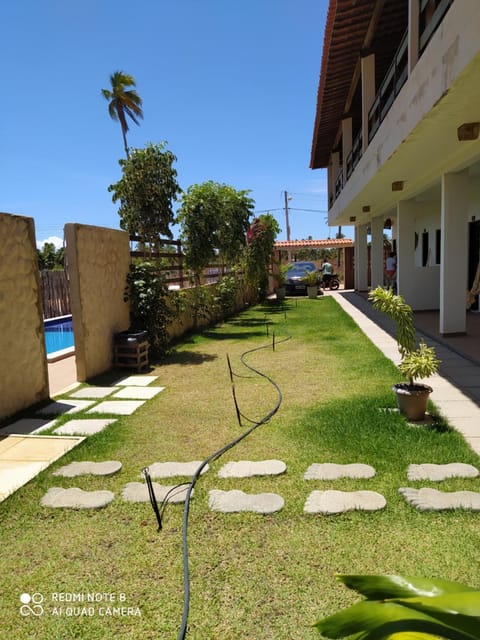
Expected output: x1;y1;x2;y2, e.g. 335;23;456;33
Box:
0;213;49;421
65;224;130;381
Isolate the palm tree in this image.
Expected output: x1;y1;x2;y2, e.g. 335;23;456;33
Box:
101;71;143;157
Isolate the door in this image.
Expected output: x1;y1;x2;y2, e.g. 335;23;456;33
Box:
468;220;480;311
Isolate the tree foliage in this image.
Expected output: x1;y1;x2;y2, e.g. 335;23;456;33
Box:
124;261;175;357
244;213;280;297
37;243;64;270
176;181;254;280
108;142;181;244
101;70;143;157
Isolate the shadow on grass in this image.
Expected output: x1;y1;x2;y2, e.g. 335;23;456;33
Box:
159;349;218;367
283;393;472;470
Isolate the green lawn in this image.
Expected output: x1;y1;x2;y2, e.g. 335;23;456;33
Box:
1;297;480;640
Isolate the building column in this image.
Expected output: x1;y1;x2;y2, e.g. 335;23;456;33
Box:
408;0;420;73
361;53;375;153
342;116;352;183
396;200;416;303
370;216;385;289
440;171;469;334
354;224;369;291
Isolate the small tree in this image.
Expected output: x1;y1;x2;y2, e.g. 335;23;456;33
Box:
244;213;280;297
124;261;175;358
177;181;254;282
108;142;181;246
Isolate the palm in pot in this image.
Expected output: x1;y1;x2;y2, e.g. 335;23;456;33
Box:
369;287;440;421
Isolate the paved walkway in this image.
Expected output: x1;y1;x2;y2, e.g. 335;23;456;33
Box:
331;291;480;454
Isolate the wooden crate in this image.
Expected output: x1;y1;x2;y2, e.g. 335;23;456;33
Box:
113;340;149;371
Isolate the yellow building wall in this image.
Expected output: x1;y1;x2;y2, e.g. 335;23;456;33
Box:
65;223;130;381
0;213;49;421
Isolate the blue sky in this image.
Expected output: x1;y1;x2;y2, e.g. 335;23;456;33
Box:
2;0;349;249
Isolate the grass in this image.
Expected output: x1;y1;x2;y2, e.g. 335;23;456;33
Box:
1;296;480;639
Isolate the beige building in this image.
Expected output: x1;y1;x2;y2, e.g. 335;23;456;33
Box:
311;0;480;334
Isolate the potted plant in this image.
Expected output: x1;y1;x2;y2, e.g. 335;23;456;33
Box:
369;286;440;421
272;263;288;300
303;269;320;299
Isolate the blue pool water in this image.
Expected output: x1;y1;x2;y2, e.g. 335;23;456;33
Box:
44;316;74;355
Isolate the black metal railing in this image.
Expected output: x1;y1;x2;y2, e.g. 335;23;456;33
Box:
419;0;454;54
368;30;408;143
346;129;363;179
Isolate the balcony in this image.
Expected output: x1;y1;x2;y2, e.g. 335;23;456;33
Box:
368;31;408;143
346;130;363;179
419;0;454;54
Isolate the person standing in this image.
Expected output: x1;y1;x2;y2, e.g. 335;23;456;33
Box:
321;260;333;288
385;252;397;289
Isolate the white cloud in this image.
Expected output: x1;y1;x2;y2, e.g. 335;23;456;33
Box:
36;235;64;250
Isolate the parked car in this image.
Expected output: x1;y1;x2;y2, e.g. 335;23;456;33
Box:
284;261;321;295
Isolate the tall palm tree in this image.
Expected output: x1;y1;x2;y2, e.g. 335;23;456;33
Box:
101;71;143;157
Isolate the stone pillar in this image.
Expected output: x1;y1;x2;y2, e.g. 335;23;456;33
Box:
371;216;385;289
440;172;469;334
361;53;375;153
354;224;369;291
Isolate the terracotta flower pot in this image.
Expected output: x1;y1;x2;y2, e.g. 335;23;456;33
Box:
393;382;433;421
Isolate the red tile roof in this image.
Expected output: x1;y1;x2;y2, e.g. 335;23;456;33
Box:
275;238;353;249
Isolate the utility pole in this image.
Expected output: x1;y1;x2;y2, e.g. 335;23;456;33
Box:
284;190;291;241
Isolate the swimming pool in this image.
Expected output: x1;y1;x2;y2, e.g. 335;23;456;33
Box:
44;315;75;357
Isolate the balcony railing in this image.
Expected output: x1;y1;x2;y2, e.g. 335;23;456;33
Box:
346;129;363;179
334;170;344;199
419;0;454;54
368;30;408;143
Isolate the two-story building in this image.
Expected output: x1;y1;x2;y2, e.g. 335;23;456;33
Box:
310;0;480;334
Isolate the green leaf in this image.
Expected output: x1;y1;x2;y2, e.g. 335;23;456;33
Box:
392;592;480;617
315;601;438;638
338;575;476;600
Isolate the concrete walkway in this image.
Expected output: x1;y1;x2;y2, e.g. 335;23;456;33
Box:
331;291;480;454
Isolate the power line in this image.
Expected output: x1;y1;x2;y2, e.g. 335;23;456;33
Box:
289;207;328;213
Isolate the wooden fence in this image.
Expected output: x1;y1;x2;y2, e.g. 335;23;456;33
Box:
40;270;71;319
129;236;238;287
39;237;246;318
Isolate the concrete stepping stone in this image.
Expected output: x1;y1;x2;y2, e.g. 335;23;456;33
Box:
145;461;209;478
87;400;146;415
69;387;119;399
217;460;286;478
54;419;117;436
122;482;190;503
41;487;114;509
304;463;376;480
115;375;158;387
304;490;386;514
112;386;165;400
52;460;122;477
37;400;96;415
208;489;284;514
407;463;479;481
399;487;480;511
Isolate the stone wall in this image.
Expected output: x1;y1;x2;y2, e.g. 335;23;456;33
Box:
65;224;130;382
0;213;49;421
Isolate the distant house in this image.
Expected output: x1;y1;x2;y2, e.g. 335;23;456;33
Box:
310;0;480;334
